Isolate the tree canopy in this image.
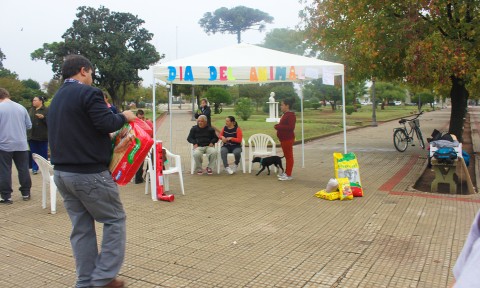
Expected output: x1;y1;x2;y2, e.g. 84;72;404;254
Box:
204;87;233;114
260;28;306;55
301;0;480;139
199;6;274;44
31;6;162;107
0;48;5;68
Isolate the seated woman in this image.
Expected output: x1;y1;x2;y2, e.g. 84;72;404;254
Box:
219;116;243;174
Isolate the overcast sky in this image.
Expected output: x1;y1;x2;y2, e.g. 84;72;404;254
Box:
0;0;305;87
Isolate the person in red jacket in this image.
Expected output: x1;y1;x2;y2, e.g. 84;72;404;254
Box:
274;98;296;181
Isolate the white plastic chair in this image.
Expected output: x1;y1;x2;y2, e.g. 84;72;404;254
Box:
145;146;185;201
217;139;246;173
248;133;277;174
32;153;58;214
190;143;220;174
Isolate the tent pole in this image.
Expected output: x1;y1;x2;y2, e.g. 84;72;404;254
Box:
191;86;196;121
342;74;347;154
300;82;305;168
152;73;158;201
169;84;173;150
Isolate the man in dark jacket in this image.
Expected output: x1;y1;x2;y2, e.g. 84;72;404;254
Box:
48;55;135;288
187;115;218;175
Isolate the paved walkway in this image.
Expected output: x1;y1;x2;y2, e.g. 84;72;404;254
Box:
1;107;480;287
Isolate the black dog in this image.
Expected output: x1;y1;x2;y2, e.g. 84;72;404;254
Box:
252;156;285;176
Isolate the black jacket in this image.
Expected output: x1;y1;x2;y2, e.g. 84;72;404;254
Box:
27;105;48;141
194;106;212;126
187;125;218;147
47;82;126;173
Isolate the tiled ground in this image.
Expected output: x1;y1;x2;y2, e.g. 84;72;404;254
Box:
1;107;479;287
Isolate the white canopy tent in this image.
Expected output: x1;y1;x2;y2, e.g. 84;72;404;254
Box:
150;43;346;199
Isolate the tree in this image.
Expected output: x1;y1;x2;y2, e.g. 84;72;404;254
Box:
373;82;406;109
0;48;5;68
44;79;62;97
21;79;41;90
234;97;254;121
199;6;273;44
411;91;435;110
31;6;162;108
302;80;341;111
260;28;307;55
238;84;268;111
204;87;232;114
302;0;480;140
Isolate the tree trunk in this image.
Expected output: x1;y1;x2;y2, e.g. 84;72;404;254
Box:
448;76;468;142
236;31;241;44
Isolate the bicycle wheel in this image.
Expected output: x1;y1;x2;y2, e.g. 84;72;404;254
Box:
415;128;425;149
393;129;409;152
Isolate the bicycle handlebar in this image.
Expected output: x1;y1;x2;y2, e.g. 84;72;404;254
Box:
399;110;423;124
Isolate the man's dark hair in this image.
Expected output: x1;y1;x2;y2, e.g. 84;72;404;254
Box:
136;109;145;116
282;98;294;109
0;88;10;100
61;55;93;80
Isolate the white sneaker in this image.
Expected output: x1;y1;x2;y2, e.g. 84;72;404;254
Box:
277;172;286;178
225;167;234;175
278;175;293;181
231;164;238;173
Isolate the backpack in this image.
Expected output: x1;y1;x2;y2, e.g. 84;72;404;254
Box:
433;147;458;164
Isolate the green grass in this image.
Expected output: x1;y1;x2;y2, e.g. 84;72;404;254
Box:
134;105;421;144
212;105;421;144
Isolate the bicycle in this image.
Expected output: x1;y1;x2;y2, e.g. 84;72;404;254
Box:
393;111;425;152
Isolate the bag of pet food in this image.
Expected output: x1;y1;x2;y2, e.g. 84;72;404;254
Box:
133;118;153;138
109;121;154;185
315;189;340;201
333;152;362;186
337;178;353;200
326;178;339;192
350;182;364;197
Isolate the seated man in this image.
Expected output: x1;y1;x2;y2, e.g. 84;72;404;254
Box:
187;115;218;175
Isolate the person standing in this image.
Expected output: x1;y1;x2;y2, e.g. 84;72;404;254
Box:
274;98;296;181
187;115;218;175
451;209;480;287
134;109;153;184
219;116;243;174
28;96;48;175
0;88;32;204
194;98;212;126
48;55;136;288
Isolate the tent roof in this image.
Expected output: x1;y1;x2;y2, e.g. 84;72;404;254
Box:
153;43;344;85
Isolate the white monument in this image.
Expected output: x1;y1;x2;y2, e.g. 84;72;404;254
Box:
266;92;280;122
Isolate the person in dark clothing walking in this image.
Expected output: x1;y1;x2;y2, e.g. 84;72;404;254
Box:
48;55;136;288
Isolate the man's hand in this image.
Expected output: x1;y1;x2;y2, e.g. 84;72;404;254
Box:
122;110;136;122
209;143;214;147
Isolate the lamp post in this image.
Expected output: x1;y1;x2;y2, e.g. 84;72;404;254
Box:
371;77;377;127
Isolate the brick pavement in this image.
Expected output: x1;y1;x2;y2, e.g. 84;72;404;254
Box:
1;107;480;287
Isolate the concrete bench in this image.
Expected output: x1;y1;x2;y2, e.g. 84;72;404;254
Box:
431;158;457;194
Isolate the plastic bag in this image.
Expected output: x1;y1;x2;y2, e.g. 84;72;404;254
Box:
350;182;364;197
337;178;353;200
326;178;339;192
109;122;154;185
333;152;362;186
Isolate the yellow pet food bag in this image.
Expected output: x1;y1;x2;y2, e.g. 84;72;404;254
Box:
337;178;353;200
315;190;340;201
333;152;362;186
